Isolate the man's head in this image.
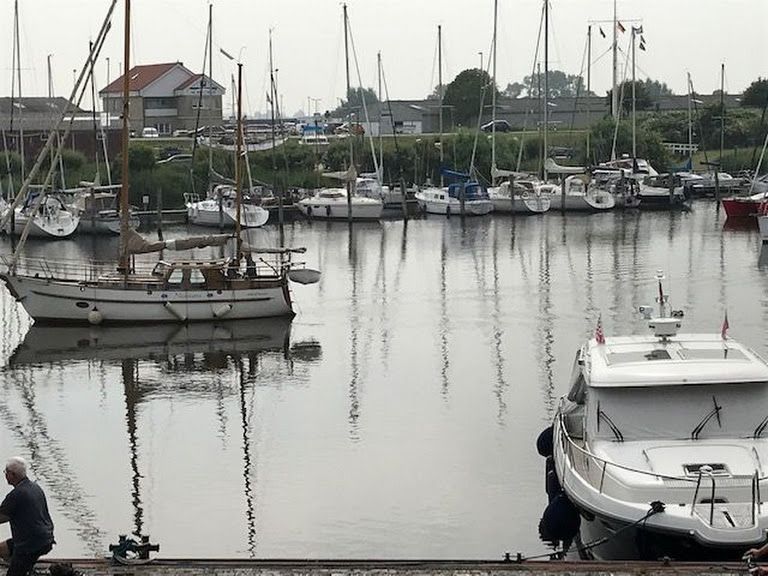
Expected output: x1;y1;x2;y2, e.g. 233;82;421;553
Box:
4;457;27;486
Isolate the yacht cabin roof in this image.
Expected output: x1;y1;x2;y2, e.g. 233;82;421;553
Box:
585;333;768;388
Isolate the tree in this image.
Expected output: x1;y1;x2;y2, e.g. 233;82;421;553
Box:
426;84;446;100
639;79;673;99
443;68;498;126
605;80;653;113
521;70;591;98
742;78;768;108
503;81;526;99
344;87;379;108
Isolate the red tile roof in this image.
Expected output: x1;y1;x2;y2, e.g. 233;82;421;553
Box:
100;62;181;94
175;74;204;91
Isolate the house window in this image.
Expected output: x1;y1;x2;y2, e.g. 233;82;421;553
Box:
154;123;172;135
145;98;175;109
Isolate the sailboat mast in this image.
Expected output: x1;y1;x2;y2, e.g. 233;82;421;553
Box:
631;27;636;160
343;4;351;101
438;25;444;187
208;3;213;190
491;0;498;180
543;0;549;180
235;63;243;254
14;0;25;181
687;72;692;159
719;63;725;165
611;0;618;120
586;25;592;165
377;51;383;181
119;0;131;271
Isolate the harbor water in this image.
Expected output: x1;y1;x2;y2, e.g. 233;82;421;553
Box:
0;204;766;559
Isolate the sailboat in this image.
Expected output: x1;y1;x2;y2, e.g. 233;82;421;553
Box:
0;0;318;325
185;6;269;230
486;0;552;215
414;26;493;217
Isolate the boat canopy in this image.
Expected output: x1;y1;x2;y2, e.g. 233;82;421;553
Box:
585;334;768;388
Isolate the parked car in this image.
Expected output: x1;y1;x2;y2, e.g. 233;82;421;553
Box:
141;127;160;138
334;122;365;136
480;119;511;133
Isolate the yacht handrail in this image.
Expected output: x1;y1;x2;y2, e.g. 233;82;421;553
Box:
557;408;764;528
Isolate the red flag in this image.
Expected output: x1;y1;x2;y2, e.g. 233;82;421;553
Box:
595;315;606;345
617;21;626;33
721;311;729;340
599;26;606;38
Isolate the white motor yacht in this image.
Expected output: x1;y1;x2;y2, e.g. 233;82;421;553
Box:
355;176;404;208
488;179;553;214
542;276;768;560
186;185;269;228
296;187;383;220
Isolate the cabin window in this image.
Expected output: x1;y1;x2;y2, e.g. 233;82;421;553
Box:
167;268;184;286
189;268;206;286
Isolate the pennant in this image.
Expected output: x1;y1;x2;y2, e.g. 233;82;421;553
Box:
266;92;272;104
595;314;606;345
617;21;626;33
640;34;646;43
599;26;606;38
721;311;729;340
633;25;644;34
639;43;646;52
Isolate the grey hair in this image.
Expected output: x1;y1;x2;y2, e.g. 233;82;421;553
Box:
5;457;27;478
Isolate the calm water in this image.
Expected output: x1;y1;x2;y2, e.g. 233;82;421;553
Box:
0;205;767;559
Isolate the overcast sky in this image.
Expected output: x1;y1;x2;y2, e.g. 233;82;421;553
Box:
0;0;765;117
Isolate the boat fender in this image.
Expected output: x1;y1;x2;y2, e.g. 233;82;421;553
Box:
545;456;561;502
536;425;554;457
326;205;332;217
307;205;313;218
163;301;187;322
446;205;451;217
538;492;580;545
521;191;529;200
213;303;233;318
87;308;104;325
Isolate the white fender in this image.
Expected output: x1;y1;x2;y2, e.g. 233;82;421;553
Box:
212;303;233;318
163;301;187;321
87;309;104;325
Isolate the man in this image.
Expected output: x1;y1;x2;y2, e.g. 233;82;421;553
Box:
0;458;54;576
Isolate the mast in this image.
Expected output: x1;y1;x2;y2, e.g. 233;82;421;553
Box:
119;0;131;271
543;0;549;180
269;29;284;239
208;3;214;192
377;51;383;182
438;25;444;187
687;72;692;159
14;0;25;181
343;4;351;105
491;0;498;181
586;25;592;165
611;0;618;120
235;63;243;255
631;26;636;160
719;63;725;165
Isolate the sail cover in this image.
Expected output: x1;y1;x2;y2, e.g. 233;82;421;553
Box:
125;228;231;254
545;158;586;175
323;165;358;182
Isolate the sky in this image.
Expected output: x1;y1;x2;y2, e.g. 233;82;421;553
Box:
0;0;765;118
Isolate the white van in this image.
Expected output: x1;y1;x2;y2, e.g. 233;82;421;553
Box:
141;127;159;138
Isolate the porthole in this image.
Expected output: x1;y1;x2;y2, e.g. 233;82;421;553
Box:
75;302;90;309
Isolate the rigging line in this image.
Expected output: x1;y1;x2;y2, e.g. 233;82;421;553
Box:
610;36;632;161
190;10;212;196
569;32;590;133
346;16;381;181
428;30;439;97
515;0;546;173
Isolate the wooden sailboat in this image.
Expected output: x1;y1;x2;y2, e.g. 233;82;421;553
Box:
0;0;319;325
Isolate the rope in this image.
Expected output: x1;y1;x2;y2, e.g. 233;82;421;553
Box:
510;500;666;562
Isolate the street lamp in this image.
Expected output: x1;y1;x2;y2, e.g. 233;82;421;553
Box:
478;51;483;71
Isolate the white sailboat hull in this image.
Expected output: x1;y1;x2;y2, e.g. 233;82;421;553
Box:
490;195;551;214
1;273;293;324
549;190;615;211
5;209;79;238
759;215;768;241
296;197;383;220
414;193;493;216
187;200;269;228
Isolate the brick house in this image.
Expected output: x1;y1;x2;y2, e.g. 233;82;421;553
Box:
100;62;225;135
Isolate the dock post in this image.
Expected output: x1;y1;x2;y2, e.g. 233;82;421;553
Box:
156;187;163;240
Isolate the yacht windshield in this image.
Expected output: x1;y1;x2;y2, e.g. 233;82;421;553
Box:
589;383;768;441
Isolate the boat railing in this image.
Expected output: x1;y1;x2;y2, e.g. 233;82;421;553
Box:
557;409;765;529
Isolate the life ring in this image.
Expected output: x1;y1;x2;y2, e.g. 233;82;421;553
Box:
521;191;530;200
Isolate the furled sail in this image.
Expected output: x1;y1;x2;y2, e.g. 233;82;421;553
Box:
125;228;231;254
545;158;586;175
323;165;358;182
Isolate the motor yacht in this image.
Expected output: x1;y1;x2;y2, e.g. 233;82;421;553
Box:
295;187;383;220
542;276;768;560
415;181;493;216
